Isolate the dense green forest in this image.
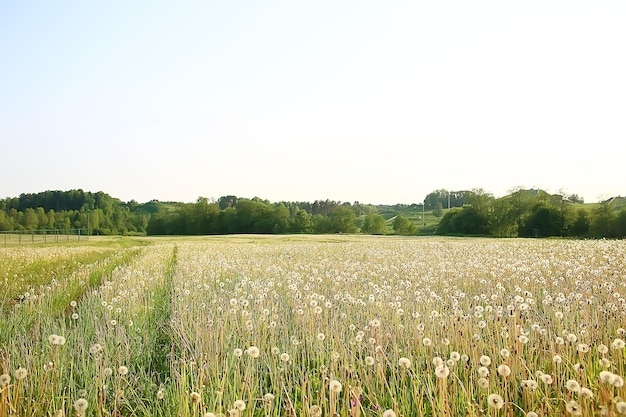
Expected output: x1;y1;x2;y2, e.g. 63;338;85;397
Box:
1;189;625;238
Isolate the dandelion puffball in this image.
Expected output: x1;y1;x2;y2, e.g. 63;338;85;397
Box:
487;393;504;409
329;380;342;393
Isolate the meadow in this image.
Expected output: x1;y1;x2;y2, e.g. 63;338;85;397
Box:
1;235;625;417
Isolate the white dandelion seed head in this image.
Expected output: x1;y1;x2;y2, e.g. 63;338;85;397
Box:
246;346;260;358
329;379;342;393
14;367;27;380
487;393;504;409
566;379;581;393
565;400;582;416
497;364;511;378
398;357;412;369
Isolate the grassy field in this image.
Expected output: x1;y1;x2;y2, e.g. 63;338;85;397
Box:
1;235;625;416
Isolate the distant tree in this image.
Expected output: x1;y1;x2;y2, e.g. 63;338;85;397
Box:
590;200;616;237
312;214;333;234
571;209;590;237
519;205;563;237
272;204;290;234
393;215;417;235
218;195;238;210
290;208;312;233
437;207;489;235
22;208;38;230
464;188;494;218
362;213;387;235
432;202;443;218
568;194;584;204
331;206;357;233
615;208;626;238
490;196;516;237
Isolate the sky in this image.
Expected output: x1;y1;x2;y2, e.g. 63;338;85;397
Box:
1;1;625;205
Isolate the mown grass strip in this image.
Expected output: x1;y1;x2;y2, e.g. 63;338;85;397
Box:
0;247;143;345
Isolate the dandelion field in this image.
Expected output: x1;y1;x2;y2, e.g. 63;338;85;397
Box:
1;235;626;417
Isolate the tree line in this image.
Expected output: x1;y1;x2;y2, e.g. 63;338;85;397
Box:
433;188;626;238
0;190;151;235
2;189;625;238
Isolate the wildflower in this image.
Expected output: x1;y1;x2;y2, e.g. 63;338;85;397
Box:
521;379;538;391
271;347;280;355
565;400;582;416
72;313;79;320
540;374;553;385
310;405;323;417
519;335;529;344
118;366;129;376
48;334;66;345
383;410;397;417
422;337;432;346
612;338;625;350
398;357;412;369
263;393;275;402
280;353;290;362
450;351;461;362
487;393;504;409
615;401;626;414
555;311;563;319
500;348;510;358
204;413;216;417
317;333;325;342
74;398;88;414
329;380;342;393
190;392;201;403
233;348;243;357
478;378;489;389
103;367;113;377
246;346;260;358
365;356;375;366
566;379;581;393
157;388;165;400
89;344;103;355
233;400;246;410
611;374;624;388
478;367;490;377
497;364;511;378
527;412;539;417
480;355;491;366
553;354;562;364
435;365;450;379
598;344;609;354
14;367;28;380
577;343;589;353
0;374;10;387
600;371;613;383
432;357;444;367
580;387;593;399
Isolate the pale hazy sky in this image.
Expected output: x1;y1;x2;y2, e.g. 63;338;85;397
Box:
1;1;624;204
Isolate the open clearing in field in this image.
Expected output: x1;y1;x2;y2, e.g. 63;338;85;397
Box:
1;235;626;417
